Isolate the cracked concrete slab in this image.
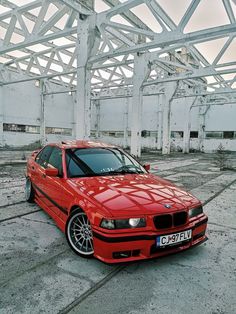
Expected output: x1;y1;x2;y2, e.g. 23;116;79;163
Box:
150;159;198;171
0;152;235;314
204;182;236;229
0;215;66;285
190;173;236;204
68;226;236;314
0;203;40;221
0;250;115;314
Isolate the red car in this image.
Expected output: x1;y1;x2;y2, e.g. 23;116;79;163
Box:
25;140;208;263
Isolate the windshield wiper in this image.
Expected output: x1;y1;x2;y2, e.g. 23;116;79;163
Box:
114;165;144;174
102;169;142;175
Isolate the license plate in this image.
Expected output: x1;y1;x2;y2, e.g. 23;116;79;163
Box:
156;229;192;247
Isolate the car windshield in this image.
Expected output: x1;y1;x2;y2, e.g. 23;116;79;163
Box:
65;147;146;178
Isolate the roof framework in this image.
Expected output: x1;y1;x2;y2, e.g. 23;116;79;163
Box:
0;0;236;154
0;0;235;92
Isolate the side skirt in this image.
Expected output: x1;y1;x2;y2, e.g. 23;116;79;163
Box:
35;195;66;233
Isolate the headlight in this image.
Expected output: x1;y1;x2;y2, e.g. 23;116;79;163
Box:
100;218;146;229
189;205;203;218
129;218;142;227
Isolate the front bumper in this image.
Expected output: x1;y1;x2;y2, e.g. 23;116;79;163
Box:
92;215;208;264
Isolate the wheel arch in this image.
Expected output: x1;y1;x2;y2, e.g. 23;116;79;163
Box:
69;205;83;215
68;204;95;225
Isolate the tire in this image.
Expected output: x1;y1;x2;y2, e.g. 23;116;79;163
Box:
25;177;35;203
66;209;94;258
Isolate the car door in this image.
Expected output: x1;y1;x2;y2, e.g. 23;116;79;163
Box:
43;147;69;218
31;145;53;204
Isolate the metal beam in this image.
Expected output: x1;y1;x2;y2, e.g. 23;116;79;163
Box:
39;80;46;146
182;96;198;153
104;0;144;18
143;67;236;86
130;53;149;157
75;14;97;139
90;23;236;63
103;0;151;31
223;0;236;23
58;0;93;15
157;94;162;150
0;27;77;55
198;104;209;152
162;82;178;155
0;85;3;147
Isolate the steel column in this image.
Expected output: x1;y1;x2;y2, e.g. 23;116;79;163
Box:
162;82;177;155
123;97;129;149
198;104;209;152
130;53;148;157
183;98;192;154
0;85;3;147
40;80;46;146
157;94;162;150
75;15;96;139
94;99;100;139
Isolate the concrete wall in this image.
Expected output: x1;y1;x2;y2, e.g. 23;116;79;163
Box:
1;79;74;147
92;96;236;152
1;77;236;152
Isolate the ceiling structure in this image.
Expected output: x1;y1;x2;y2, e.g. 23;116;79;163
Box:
0;0;235;94
0;0;236;155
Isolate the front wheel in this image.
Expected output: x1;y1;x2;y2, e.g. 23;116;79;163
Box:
25;177;35;203
66;210;94;257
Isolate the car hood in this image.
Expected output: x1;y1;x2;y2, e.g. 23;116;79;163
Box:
69;174;200;217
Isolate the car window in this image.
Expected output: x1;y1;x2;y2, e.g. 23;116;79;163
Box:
35;146;53;169
78;149;122;172
66;152;85;178
65;148;145;178
48;147;63;176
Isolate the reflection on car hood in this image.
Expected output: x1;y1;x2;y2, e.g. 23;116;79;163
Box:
69;174;200;217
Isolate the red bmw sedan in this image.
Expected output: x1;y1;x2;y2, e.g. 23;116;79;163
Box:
25;140;208;263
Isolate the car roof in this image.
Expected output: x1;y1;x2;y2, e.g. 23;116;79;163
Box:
48;140;117;149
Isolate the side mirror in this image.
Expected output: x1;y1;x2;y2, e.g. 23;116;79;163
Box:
45;167;58;177
143;164;150;172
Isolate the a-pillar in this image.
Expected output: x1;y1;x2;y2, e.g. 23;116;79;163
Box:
0;85;4;147
75;14;97;140
162;82;177;155
130;53;148;157
40;80;46;146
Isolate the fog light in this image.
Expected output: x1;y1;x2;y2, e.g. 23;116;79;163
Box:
129;218;141;227
113;251;131;259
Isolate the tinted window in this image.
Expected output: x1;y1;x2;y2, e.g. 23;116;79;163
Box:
66;153;85;178
48;147;63;176
65;148;145;178
35;146;53;168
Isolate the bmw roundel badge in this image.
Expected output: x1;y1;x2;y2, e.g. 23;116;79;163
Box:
164;204;171;209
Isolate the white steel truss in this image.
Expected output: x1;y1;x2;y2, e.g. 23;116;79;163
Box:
0;0;236;153
0;0;235;94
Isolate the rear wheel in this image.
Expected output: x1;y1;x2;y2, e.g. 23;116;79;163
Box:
66;210;94;257
25;177;35;203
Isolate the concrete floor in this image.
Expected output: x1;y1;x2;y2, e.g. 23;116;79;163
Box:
0;152;236;314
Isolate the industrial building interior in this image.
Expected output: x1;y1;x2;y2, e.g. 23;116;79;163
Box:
0;0;236;313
